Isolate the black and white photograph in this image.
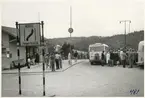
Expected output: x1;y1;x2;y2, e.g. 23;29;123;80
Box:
1;0;144;97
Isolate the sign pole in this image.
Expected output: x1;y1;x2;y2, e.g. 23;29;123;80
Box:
16;22;21;95
41;21;45;96
68;6;73;65
18;21;42;95
25;46;27;68
70;32;72;65
124;22;126;52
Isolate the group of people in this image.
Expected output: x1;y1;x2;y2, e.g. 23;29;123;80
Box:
27;52;40;68
100;49;137;68
68;51;79;65
26;52;62;71
45;52;62;72
26;50;80;71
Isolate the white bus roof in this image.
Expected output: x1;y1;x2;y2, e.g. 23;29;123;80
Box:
89;43;109;47
138;41;144;51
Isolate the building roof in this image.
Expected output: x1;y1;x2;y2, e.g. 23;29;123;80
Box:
2;26;17;37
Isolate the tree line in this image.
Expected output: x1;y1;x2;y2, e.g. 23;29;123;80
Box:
45;30;144;53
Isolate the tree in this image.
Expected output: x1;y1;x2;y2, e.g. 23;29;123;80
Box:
61;42;75;58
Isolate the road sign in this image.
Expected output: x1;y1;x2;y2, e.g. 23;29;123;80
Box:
68;28;73;33
19;23;41;46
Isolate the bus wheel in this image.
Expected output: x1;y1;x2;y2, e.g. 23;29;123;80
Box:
140;65;144;69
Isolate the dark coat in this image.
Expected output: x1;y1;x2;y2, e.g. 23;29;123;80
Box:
35;53;39;63
101;53;105;60
110;52;114;60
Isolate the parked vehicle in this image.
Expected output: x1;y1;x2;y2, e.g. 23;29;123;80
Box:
137;41;144;68
88;43;109;65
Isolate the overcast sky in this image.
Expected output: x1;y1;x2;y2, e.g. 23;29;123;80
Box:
1;0;144;38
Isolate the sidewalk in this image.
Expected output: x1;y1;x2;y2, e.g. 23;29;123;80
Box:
2;59;84;74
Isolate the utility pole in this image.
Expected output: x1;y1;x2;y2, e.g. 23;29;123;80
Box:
68;6;73;65
70;6;72;32
120;20;131;52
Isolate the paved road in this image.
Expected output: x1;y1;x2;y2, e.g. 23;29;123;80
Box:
2;60;144;97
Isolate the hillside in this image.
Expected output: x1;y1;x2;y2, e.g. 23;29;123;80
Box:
45;30;144;52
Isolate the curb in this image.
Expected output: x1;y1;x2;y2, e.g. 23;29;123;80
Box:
2;60;84;74
61;60;84;72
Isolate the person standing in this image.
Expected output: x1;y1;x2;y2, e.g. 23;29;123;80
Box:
132;49;136;65
106;51;110;66
59;54;62;69
27;56;31;69
128;49;134;68
26;53;31;69
50;52;55;72
35;52;39;65
45;53;49;69
119;50;123;65
117;50;121;66
68;52;71;65
110;51;114;66
32;55;35;65
113;51;117;66
121;51;127;68
55;53;60;70
101;51;105;66
74;51;78;62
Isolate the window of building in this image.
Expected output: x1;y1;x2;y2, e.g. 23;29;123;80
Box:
2;48;6;57
10;53;12;58
2;48;6;54
9;35;16;41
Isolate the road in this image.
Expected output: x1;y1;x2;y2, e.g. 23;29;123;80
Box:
2;59;144;97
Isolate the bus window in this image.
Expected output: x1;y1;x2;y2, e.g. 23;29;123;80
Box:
142;46;144;52
90;46;104;52
105;46;108;51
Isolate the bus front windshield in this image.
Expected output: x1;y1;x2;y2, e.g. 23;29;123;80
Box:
90;46;104;52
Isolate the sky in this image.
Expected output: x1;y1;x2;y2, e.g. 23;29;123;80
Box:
1;0;144;38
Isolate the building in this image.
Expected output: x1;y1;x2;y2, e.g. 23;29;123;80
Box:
2;26;38;70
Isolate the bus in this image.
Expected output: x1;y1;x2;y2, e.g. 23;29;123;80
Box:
137;41;144;68
88;43;109;65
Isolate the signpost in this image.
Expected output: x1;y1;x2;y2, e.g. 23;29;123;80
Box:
19;23;41;46
16;22;21;95
41;21;46;96
16;21;45;96
68;27;73;65
68;28;73;34
68;6;73;65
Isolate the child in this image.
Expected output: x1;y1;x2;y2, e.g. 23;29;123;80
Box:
27;57;31;69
